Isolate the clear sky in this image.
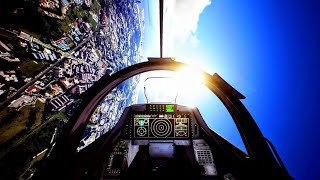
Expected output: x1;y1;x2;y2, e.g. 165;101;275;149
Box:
139;1;320;179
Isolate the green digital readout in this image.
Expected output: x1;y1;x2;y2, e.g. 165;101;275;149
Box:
166;105;174;112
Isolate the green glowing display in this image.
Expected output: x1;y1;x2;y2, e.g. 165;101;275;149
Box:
166;105;174;112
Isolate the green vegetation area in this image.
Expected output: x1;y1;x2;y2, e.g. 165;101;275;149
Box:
96;49;102;58
56;20;72;34
50;109;66;121
17;60;47;77
0;100;45;145
92;0;101;14
0;107;28;144
55;3;102;38
0;116;66;179
58;6;87;33
0;0;102;43
31;100;45;129
19;148;46;179
0;106;67;179
88;14;98;29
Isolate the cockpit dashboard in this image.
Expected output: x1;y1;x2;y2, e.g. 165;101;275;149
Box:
102;103;225;179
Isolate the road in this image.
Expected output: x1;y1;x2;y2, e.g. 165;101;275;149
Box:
0;31;97;107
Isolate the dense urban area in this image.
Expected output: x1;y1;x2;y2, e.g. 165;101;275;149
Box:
0;0;144;179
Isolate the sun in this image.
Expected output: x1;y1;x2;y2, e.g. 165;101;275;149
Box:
174;67;207;102
138;65;208;104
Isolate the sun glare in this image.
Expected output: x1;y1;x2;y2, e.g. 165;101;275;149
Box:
175;67;205;85
144;77;178;103
138;66;208;105
174;67;207;103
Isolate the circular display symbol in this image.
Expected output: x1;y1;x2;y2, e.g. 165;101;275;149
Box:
137;127;147;137
151;119;172;137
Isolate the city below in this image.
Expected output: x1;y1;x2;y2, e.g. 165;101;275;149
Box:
0;0;144;179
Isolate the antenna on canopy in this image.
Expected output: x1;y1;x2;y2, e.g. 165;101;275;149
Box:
160;0;163;58
147;0;175;61
144;0;178;103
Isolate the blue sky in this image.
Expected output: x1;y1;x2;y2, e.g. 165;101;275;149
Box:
139;1;320;179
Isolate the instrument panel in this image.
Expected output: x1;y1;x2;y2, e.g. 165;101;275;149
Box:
131;113;191;139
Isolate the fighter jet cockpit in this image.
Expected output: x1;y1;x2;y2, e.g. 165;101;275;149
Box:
91;73;245;179
99;103;236;179
32;60;293;180
31;0;292;178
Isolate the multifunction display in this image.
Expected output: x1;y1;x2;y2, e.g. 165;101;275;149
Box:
133;114;191;139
